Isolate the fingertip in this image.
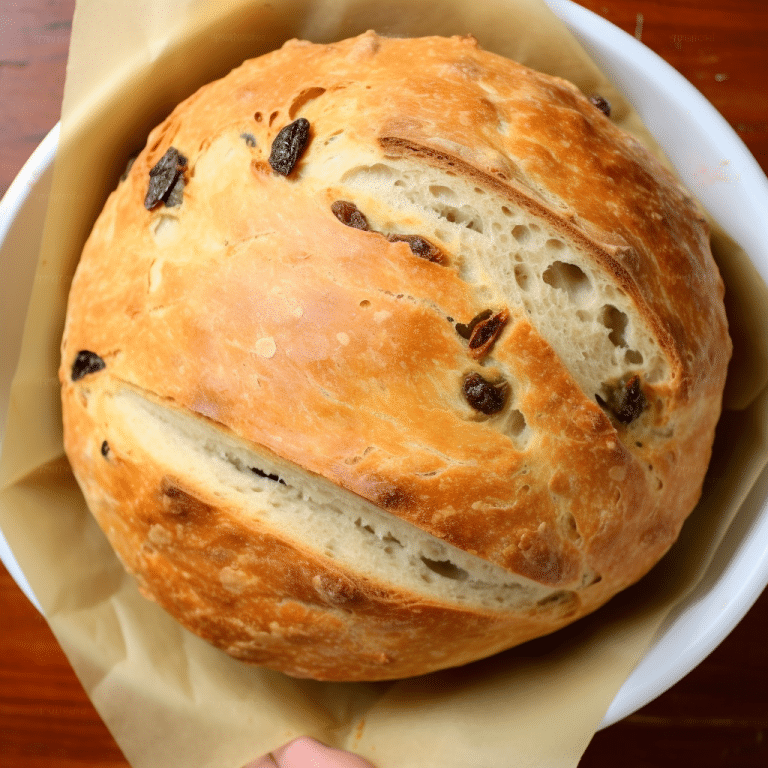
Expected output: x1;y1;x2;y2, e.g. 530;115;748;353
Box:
272;736;376;767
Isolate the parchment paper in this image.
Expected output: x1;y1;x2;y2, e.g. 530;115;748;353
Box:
1;1;767;766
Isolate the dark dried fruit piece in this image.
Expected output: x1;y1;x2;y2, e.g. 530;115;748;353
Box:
240;132;257;148
101;440;110;458
456;309;493;340
386;234;446;264
331;200;370;231
597;375;646;424
164;174;185;207
144;147;188;210
468;309;510;359
589;94;611;117
614;375;646;424
251;466;286;485
463;372;507;415
71;350;106;381
269;117;310;176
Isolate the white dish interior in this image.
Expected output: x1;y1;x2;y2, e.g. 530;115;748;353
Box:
1;0;767;730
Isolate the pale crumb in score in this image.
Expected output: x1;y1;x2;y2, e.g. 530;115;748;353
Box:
374;310;391;323
255;337;277;358
336;332;350;345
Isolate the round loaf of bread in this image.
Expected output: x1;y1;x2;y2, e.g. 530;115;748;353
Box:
60;32;731;681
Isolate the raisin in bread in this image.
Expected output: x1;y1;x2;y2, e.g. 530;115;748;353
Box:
59;32;731;681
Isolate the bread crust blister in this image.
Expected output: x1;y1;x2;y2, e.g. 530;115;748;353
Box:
60;32;731;680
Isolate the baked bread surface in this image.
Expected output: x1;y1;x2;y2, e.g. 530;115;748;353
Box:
60;32;731;680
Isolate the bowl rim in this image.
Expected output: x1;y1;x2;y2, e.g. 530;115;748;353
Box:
1;0;767;733
0;123;58;616
550;0;768;727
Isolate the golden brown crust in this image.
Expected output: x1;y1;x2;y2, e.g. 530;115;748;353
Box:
60;32;730;680
61;383;591;680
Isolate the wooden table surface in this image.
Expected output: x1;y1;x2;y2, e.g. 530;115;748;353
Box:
1;1;767;765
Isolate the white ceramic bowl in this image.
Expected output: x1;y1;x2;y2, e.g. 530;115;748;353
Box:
1;0;767;730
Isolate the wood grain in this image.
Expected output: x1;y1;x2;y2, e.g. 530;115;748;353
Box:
0;1;766;765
